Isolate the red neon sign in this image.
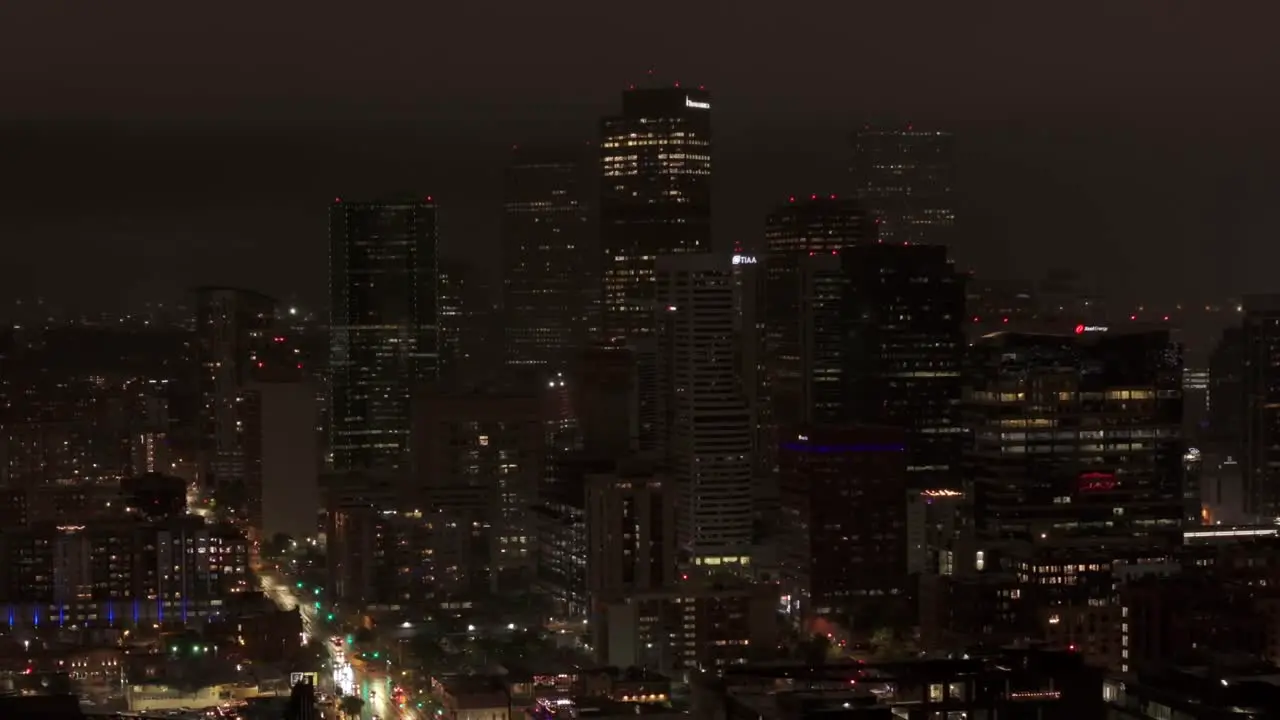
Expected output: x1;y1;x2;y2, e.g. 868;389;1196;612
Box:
1078;471;1117;492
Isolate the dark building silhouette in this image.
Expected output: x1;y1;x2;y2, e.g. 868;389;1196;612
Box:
763;196;867;450
837;244;965;489
121;472;187;519
778;425;908;621
502;145;593;370
1242;295;1280;518
850;125;956;247
284;678;320;720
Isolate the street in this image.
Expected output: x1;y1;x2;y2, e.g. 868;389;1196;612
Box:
257;566;420;720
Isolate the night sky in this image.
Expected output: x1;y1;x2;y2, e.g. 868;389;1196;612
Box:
2;1;1277;312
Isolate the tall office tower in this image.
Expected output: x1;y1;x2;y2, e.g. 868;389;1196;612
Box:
1243;295;1280;519
1204;326;1245;523
763;197;867;420
729;247;766;471
850;125;955;246
760;196;866;474
600;86;712;343
778;426;908;621
438;261;465;376
839;244;965;489
194;286;276;505
654;254;753;569
439;259;503;386
502;145;593;370
328;197;439;472
964;329;1184;661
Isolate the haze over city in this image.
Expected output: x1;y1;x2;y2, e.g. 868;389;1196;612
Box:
3;1;1279;309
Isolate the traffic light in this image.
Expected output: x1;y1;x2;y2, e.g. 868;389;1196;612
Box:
326;613;335;621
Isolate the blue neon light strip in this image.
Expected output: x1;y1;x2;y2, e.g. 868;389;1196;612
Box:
780;443;905;453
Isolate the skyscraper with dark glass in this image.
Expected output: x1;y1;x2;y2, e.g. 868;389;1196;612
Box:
600;86;712;343
850;125;955;246
763;195;867;431
328;197;439;472
838;244;965;488
502;145;592;369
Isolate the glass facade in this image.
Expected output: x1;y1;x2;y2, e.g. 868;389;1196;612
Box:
328;198;439;472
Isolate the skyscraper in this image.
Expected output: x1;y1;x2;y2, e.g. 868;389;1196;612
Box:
600;86;712;343
838;244;966;488
328;197;439;472
654;254;753;569
850;125;955;246
763;195;868;430
502;145;592;369
1242;295;1280;518
194;286;276;512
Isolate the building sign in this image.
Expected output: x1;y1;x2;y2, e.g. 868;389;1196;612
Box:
1078;471;1117;492
290;671;319;687
731;254;757;265
685;97;710;110
1074;324;1109;334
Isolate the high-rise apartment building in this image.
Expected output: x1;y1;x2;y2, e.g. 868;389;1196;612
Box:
838;244;966;488
328;197;439;472
502;145;593;370
194;287;276;503
850;125;955;246
0;516;250;627
654;254;753;569
600;86;712;343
